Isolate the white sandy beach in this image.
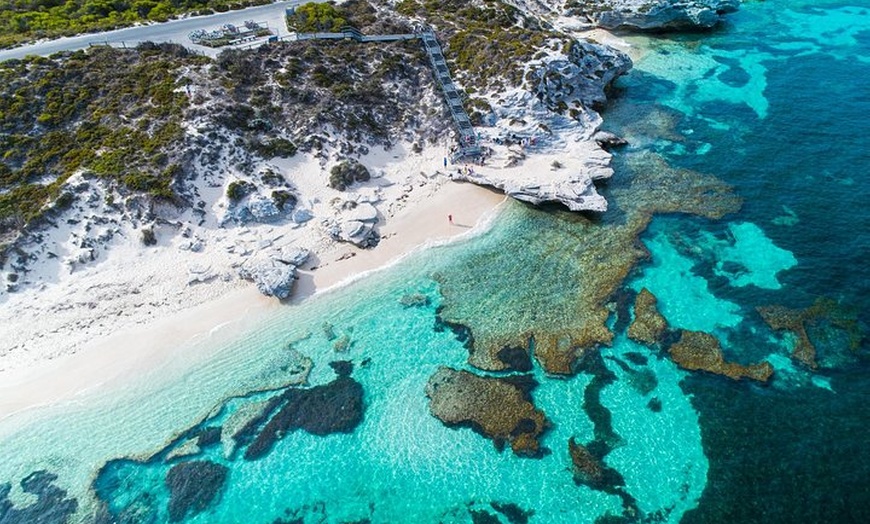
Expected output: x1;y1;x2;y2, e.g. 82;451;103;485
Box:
0;157;505;421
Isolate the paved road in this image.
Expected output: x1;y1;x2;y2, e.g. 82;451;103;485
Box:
0;1;313;62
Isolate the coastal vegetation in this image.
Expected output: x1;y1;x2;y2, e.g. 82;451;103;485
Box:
328;159;370;191
286;2;348;33
211;2;441;150
0;1;447;246
0;0;272;49
396;0;565;89
0;43;205;235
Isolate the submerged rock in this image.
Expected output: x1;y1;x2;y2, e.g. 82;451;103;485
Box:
425;367;548;457
668;330;773;382
627;288;668;345
568;437;607;488
0;471;78;524
165;461;228;523
437;152;741;377
399;293;431;308
244;374;364;460
567;437;638;516
574;0;740;31
757;298;864;370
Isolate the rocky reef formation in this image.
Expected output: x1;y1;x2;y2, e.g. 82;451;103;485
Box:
669;330;773;382
0;470;78;524
165;461;228;523
92;357;365;521
757;298;865;370
570;0;740;31
426;367;548;457
238;246;310;299
437;151;742;376
568;438;622;490
627;288;667;345
244;362;364;460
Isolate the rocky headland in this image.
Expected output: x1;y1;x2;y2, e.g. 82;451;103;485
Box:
565;0;740;31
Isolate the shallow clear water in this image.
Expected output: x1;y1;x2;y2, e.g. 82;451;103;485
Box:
2;0;869;522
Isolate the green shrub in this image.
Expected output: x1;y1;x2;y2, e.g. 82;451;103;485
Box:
254;137;297;159
271;189;297;211
328;159;370;191
288;2;348;33
226;180;256;202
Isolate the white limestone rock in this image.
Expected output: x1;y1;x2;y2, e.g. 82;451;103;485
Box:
345;203;378;223
450;168;609;212
238;247;311;299
329;219;380;248
531;40;632;110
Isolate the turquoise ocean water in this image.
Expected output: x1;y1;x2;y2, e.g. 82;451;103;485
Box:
1;0;868;522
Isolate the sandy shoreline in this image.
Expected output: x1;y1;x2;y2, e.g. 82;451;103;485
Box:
0;24;636;425
0;180;504;421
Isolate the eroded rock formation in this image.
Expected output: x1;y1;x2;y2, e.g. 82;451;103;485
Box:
668;330;773;382
426;367;548;457
627;288;667;345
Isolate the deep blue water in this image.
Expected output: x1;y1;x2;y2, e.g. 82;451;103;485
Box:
603;0;870;521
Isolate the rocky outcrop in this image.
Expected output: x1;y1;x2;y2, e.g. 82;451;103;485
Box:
668;330;773;382
328;202;380;248
165;461;228;523
238;245;310;299
593;130;629;151
450;165;610;212
627;288;667;345
532;40;632;111
426;367;548;457
573;0;740;31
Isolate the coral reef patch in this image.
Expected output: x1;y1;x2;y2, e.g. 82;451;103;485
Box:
436;151;741;376
757;298;865;370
